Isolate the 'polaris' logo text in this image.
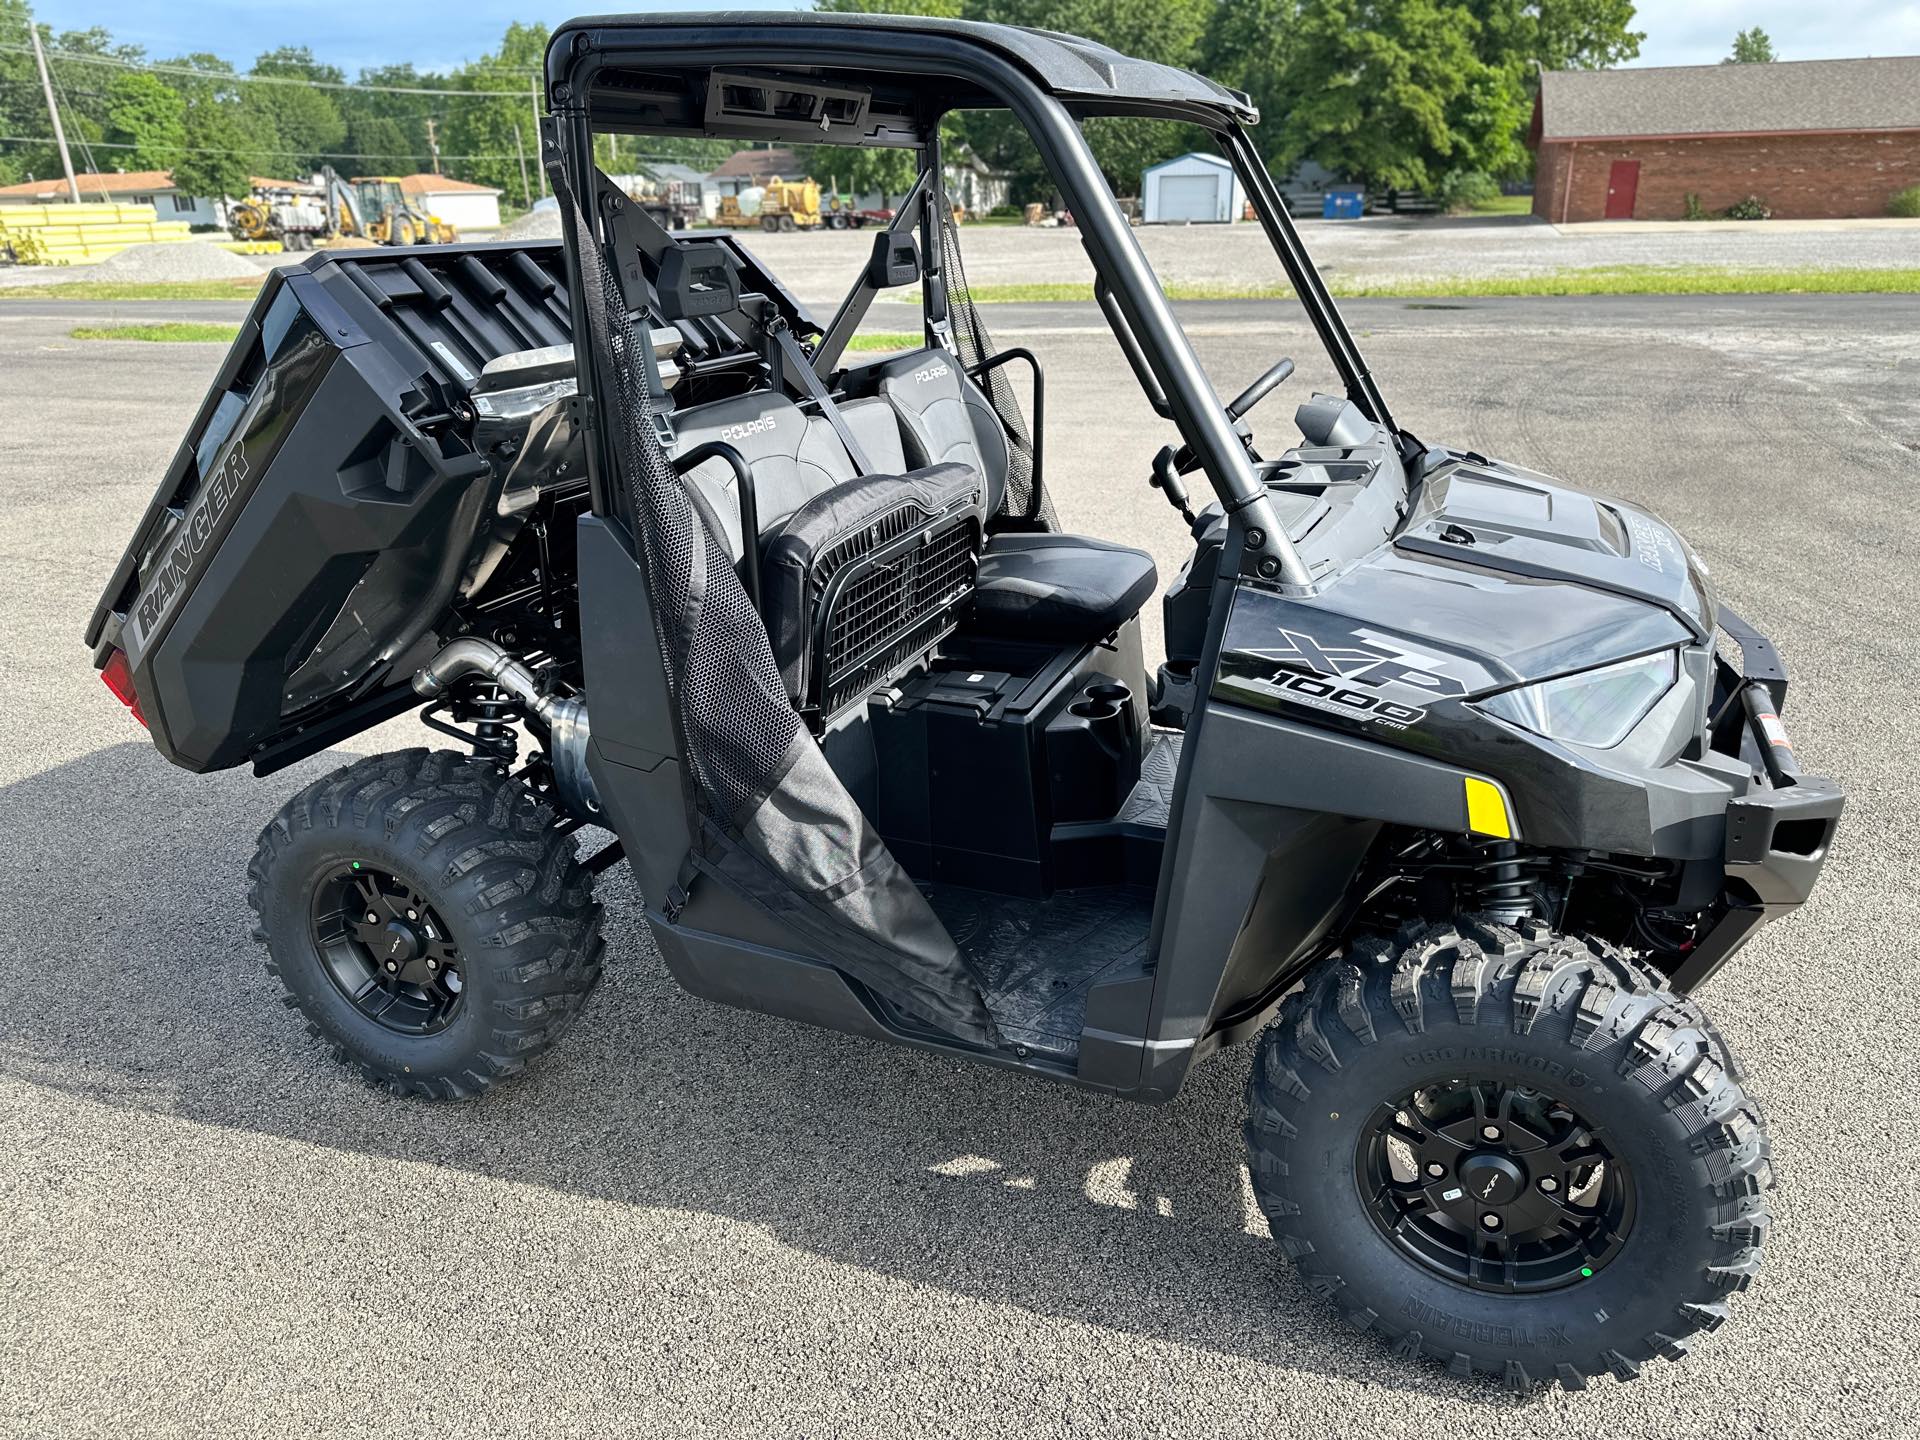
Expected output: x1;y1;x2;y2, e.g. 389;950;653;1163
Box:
127;443;250;653
914;362;950;384
719;417;777;442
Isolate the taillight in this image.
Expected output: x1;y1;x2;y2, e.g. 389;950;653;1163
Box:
100;649;147;728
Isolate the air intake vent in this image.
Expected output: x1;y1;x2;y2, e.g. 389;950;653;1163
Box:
704;69;871;139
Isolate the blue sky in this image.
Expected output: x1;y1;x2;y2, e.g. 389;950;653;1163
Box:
26;0;1920;77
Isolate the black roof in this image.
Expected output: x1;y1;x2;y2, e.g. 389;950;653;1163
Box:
551;11;1257;124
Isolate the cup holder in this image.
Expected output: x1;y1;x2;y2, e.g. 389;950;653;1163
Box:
1164;659;1198;682
1070;681;1131;722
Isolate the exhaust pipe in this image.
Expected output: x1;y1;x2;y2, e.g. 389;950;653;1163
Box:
413;639;599;816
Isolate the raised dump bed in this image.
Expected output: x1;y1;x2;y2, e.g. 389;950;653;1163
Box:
86;240;581;772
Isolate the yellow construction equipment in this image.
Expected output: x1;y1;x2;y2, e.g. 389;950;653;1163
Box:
715;175;822;233
317;169;456;247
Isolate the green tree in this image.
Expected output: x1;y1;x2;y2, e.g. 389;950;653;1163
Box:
344;114;418;174
1269;0;1529;190
341;64;444;175
1725;27;1776;63
0;4;61;184
1467;0;1643;74
438;22;549;194
160;56;256;200
103;71;186;171
243;47;347;173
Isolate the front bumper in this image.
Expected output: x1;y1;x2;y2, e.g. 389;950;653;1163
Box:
1668;607;1845;990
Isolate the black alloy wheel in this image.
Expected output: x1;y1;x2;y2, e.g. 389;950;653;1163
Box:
1357;1077;1634;1294
309;862;465;1035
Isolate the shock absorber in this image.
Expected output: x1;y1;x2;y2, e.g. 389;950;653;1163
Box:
467;685;520;768
1471;840;1534;924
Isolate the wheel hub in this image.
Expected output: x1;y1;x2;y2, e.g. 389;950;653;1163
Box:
1357;1078;1635;1294
1458;1152;1527;1207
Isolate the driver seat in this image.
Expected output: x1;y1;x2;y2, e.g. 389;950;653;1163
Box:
872;348;1158;643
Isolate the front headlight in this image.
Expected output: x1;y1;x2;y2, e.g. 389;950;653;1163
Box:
1478;650;1677;749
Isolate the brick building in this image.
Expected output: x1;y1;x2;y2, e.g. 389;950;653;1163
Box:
1529;56;1920;223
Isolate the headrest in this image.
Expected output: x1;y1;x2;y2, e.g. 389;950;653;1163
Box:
867;231;920;289
657;241;741;321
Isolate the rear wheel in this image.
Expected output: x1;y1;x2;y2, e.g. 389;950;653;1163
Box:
248;749;603;1100
1245;919;1771;1392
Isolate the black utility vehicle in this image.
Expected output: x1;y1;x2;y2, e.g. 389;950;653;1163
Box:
87;13;1842;1393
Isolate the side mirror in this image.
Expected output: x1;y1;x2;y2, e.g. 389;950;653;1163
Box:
867;231;920;289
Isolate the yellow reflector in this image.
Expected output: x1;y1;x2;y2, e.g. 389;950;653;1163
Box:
1464;777;1513;839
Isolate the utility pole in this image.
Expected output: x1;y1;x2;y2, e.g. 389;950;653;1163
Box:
29;24;81;204
426;116;441;175
512;124;532;209
530;76;548;196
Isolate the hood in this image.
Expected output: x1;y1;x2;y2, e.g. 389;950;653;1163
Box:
1275;460;1712;694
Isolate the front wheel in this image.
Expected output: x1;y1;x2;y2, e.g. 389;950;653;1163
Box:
248;749;604;1100
1245;919;1771;1392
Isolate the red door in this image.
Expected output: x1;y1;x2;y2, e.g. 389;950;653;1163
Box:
1603;160;1640;220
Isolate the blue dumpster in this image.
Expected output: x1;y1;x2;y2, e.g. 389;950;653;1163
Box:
1322;188;1364;220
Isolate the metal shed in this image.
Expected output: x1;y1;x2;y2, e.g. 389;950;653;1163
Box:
1140;151;1244;224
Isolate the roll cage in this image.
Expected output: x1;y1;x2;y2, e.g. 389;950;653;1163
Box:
539;12;1409;591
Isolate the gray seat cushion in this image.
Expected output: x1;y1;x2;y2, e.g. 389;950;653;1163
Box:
971;533;1158;643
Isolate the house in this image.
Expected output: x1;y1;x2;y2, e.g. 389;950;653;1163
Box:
1140;152;1244;223
0;171;327;225
397;174;503;232
1529;56;1920;222
0;170;222;225
706;147;803;204
944;146;1011;215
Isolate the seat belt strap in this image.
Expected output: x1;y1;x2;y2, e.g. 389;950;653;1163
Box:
771;322;873;475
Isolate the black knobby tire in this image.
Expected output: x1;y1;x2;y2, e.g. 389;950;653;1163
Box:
248;749;604;1100
1245;918;1771;1392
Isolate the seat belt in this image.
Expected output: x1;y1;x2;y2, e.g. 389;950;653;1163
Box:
769;320;874;475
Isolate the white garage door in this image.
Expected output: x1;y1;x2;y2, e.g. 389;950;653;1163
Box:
1157;172;1220;222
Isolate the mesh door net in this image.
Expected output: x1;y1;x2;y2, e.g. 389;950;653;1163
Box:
939;207;1059;531
567;182;997;1048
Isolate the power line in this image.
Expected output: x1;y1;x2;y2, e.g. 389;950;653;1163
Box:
0;42;539;97
0;134;725;167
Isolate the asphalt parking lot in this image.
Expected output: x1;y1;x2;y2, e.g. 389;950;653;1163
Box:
3;286;1916;1438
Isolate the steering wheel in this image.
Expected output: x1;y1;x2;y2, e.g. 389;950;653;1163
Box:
1164;355;1296;478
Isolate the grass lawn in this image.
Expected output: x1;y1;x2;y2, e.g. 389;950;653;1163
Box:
2;277;265;302
845;331;922;351
1464;194;1534;216
70;322;243;343
928;265;1920;303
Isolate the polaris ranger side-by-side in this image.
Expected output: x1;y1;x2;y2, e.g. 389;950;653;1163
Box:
86;13;1843;1393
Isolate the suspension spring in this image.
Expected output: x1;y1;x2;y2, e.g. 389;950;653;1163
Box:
1471;840;1533;924
467;685;520;768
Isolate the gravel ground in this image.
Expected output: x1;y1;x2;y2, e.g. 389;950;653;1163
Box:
0;239;261;290
2;292;1916;1437
652;215;1920;304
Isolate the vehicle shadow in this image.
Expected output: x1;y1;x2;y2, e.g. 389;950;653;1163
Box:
1;742;1516;1404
